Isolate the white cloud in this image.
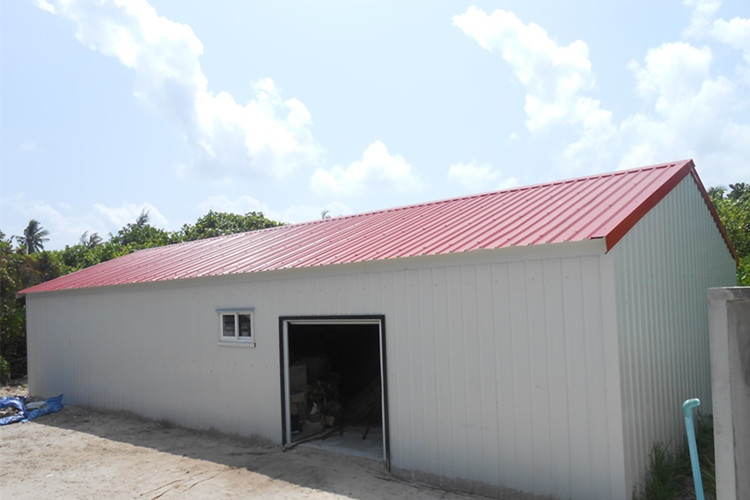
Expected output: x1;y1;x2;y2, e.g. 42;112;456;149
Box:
629;42;715;110
447;161;517;192
93;202;168;231
455;4;750;184
453;6;616;171
620;4;750;179
33;0;56;14
683;0;721;38
1;196;169;249
37;0;321;179
197;194;267;216
453;7;609;130
310;141;421;197
684;0;750;68
712;16;750;64
619;39;750;175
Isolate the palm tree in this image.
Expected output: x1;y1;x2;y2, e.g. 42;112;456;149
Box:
79;231;102;249
135;209;150;227
18;219;50;254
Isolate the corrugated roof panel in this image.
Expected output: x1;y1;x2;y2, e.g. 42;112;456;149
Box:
21;159;735;294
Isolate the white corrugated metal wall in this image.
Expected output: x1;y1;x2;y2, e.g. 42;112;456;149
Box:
612;175;737;496
27;239;627;499
379;244;625;500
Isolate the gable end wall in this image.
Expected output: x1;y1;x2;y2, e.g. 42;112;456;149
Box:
612;175;737;495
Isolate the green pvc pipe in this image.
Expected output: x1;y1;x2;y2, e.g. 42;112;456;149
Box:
682;398;704;500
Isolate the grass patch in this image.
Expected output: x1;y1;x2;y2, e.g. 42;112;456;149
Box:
634;413;715;500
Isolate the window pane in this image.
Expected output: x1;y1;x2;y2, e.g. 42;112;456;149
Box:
238;314;252;337
222;314;236;337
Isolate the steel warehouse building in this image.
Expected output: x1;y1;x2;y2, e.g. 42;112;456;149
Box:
21;159;736;499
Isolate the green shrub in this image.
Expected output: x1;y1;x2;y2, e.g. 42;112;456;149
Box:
637;442;685;499
635;413;716;500
0;355;10;384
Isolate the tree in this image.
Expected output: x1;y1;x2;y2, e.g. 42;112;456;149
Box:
53;210;282;274
0;229;62;378
175;211;282;242
709;183;750;285
0;232;26;378
109;210;169;250
17;219;50;254
1;209;285;380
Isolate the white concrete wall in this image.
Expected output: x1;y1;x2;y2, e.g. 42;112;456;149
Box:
27;240;624;499
612;175;737;496
709;287;750;500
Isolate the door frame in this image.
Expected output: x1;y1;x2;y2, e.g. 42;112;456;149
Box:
278;315;389;468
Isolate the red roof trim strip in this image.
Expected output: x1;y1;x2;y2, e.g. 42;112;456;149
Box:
604;160;693;251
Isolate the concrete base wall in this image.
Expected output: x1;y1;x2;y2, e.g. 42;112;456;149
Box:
709;287;750;500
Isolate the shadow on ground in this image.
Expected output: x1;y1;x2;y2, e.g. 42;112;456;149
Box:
23;404;480;499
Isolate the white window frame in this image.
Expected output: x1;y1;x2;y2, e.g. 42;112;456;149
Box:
217;308;255;347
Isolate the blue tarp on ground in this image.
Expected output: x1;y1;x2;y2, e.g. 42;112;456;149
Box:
0;394;63;425
0;396;27;425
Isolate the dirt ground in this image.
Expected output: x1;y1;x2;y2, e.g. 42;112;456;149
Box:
0;380;484;500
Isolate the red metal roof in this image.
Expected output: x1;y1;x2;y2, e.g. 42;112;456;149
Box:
21;159;734;294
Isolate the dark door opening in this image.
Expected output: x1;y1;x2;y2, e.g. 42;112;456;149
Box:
280;318;388;464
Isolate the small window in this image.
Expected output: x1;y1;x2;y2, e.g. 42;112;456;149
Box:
222;315;236;337
218;310;254;345
238;314;252;337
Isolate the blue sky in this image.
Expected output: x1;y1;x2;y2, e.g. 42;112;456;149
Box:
2;0;749;249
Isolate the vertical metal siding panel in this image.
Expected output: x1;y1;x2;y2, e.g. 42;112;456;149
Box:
25;297;45;397
562;257;592;499
491;261;516;488
367;271;384;312
600;252;629;500
384;270;407;466
69;295;91;404
446;266;470;478
461;265;485;481
58;297;75;399
655;199;673;442
526;260;553;495
509;260;534;493
394;270;413;466
430;266;453;480
405;268;425;469
657;206;674;442
417;267;440;475
26;297;43;396
544;258;573;499
614;176;737;494
52;297;72;400
623;226;648;490
476;263;501;482
581;255;613;497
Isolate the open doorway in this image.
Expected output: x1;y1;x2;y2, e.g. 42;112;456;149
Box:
280;317;388;465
